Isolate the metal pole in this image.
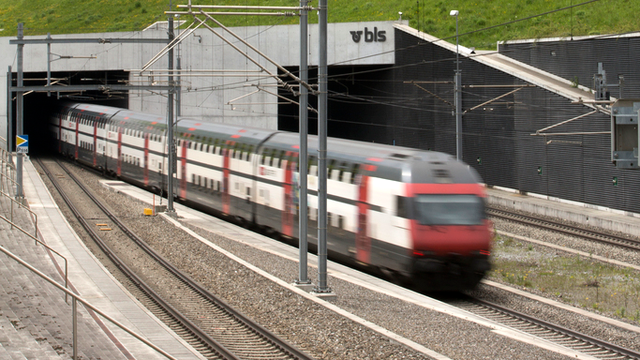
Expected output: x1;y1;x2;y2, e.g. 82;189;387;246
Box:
175;16;182;117
72;297;78;360
455;72;462;161
296;0;311;287
6;66;12;165
167;16;176;214
314;0;332;296
47;33;51;97
454;14;462;161
16;23;24;199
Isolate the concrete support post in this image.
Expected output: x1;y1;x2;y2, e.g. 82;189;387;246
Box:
313;0;334;298
46;33;51;97
295;0;312;289
455;72;462;161
6;67;12;164
167;16;176;214
16;23;24;199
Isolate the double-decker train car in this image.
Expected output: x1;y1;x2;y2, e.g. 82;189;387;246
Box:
50;102;493;290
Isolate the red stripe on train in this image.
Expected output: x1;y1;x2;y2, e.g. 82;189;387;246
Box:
355;174;371;263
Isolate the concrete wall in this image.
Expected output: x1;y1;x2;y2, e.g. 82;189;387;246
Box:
0;20;400;147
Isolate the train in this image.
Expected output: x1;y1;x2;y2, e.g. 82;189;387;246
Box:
49;102;493;291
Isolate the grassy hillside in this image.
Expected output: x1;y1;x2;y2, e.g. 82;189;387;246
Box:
0;0;637;49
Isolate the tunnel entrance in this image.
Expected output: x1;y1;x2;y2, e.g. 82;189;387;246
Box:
8;70;129;156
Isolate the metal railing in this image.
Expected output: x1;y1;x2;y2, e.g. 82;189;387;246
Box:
0;211;66;299
0;245;176;359
0;188;37;237
0;171;19;194
0;147;15;174
0;152;175;358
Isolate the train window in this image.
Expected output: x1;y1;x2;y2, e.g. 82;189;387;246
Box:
278;150;286;168
350;164;360;184
247;145;254;161
328;159;336;174
414;194;485;225
261;151;268;165
396;196;410;218
192;174;196;184
198;175;202;187
338;215;344;230
238;143;246;160
307;156;317;174
337;162;348;182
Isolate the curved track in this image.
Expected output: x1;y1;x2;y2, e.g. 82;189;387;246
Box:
36;157;313;360
487;207;640;251
456;296;640;360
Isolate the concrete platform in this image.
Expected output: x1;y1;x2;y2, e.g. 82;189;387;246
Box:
0;158;204;359
487;185;640;237
100;177;640;360
6;154;638;360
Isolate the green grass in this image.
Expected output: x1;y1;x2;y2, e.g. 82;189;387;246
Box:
490;234;640;324
0;0;638;49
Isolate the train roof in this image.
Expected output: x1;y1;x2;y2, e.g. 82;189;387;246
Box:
264;132;481;184
61;103;482;185
67;103;122;116
173;118;276;146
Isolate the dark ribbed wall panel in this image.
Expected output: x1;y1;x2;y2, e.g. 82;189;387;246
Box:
276;29;640;215
499;36;640;99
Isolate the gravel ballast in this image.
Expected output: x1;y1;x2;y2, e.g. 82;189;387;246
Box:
51;164;639;360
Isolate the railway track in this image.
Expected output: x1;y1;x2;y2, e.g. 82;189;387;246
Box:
36;157;313;360
456;296;640;360
487;207;640;251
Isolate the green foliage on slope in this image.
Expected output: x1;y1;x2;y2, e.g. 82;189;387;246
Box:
0;0;636;49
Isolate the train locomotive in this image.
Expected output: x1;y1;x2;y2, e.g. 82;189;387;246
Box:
50;102;493;291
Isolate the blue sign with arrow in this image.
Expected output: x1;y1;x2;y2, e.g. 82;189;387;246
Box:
16;135;28;154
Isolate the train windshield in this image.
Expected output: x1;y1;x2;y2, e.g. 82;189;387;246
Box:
414;194;485;226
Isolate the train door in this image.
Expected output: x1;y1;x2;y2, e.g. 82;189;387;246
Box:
116;126;122;176
74;114;80;159
222;141;232;214
282;151;297;237
355;165;373;263
179;140;188;199
92;120;98;167
143;132;149;186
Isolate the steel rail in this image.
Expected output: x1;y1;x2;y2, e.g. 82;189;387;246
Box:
52;158;313;360
487;207;640;251
466;297;640;360
37;158;236;360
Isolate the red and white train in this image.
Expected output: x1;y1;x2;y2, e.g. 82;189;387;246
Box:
50;102;493;290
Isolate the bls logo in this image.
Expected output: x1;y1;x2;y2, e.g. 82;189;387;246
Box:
350;27;386;43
